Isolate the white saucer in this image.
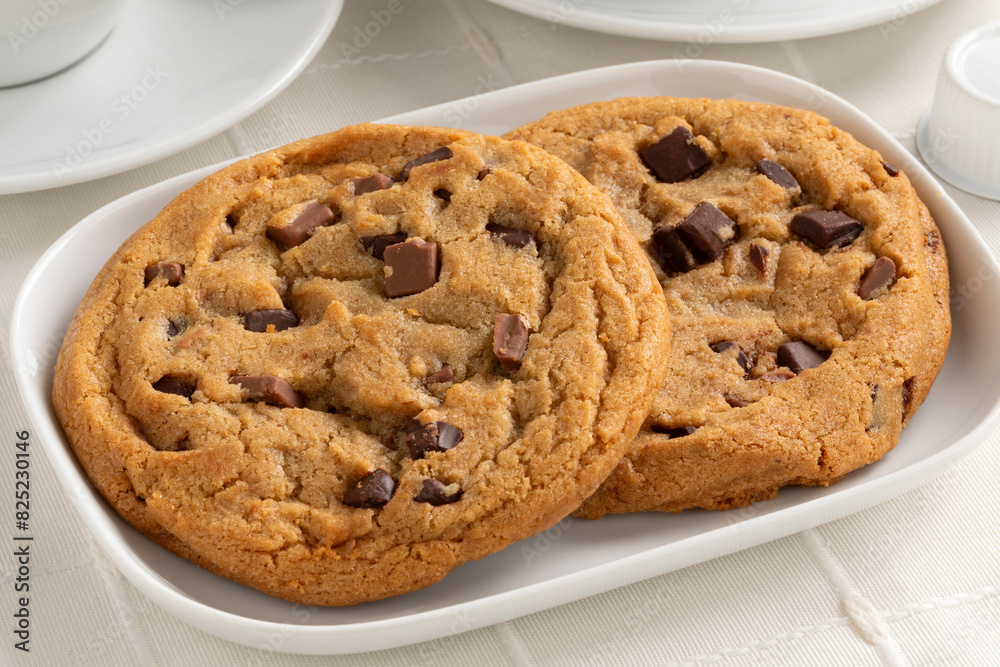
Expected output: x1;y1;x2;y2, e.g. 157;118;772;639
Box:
0;0;343;195
12;60;1000;654
484;0;944;43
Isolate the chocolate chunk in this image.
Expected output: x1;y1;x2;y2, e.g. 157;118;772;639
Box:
711;341;751;373
422;364;454;386
350;173;394;195
144;262;184;287
755;159;799;190
477;167;490;180
649;226;696;273
790;210;863;249
414;478;462;506
677;203;739;264
399;147;452;180
881;160;900;177
651;424;697;439
267;201;336;249
166;320;182;338
343;469;395;509
383;238;440;297
494;313;530;371
749;243;769;274
244;309;299;333
229;375;304;408
487;224;536;248
152;375;195;398
777;341;829;374
361;233;408;260
902;376;916;416
858;257;897;300
225;213;239;229
405;419;464;459
762;370;796;383
724;394;751;408
640;126;712;183
433;189;452;202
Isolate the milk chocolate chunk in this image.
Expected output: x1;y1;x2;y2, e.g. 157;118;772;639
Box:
405;419;464;459
361;233;408;260
384;238;440;297
350;173;394;195
640;126;712;183
790;210;863;249
343;469;396;509
651;424;697;438
244;309;299;333
881;160;900;177
144;262;184;287
230;375;304;408
267;201;336;249
152;374;195;398
676;203;738;264
422;364;454;386
725;394;751;408
433;189;452;202
777;341;829;374
399;147;452;180
166;320;182;338
762;370;796;383
858;257;897;300
649;227;696;273
494;313;530;371
487;224;536;248
711;340;751;372
755;159;799;190
476;167;490;180
749;243;769;273
414;478;462;506
902;376;916;416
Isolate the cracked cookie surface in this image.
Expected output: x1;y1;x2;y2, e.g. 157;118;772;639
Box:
53;123;670;604
507;97;950;517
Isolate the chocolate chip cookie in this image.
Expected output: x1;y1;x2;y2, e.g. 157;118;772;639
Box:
507;97;950;517
52;123;670;604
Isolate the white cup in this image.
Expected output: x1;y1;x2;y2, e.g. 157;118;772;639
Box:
1;0;128;88
918;22;1000;200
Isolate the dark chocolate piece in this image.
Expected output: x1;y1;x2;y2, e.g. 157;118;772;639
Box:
244;309;299;333
383;238;440;297
414;478;462;506
880;160;900;177
755;159;799;190
902;376;916;417
487;224;536;248
144;262;184;287
422;364;454;386
640;126;712;183
266;201;336;249
225;213;238;229
858;257;897;300
650;424;697;439
494;313;530;371
790;210;863;249
166;320;182;338
476;167;490;180
749;243;769;274
230;375;304;408
361;233;408;260
649;227;697;273
676;203;739;264
350;174;394;195
711;341;751;373
777;341;829;374
433;189;452;202
152;375;195;398
405;420;464;459
343;469;395;509
724;394;751;408
399;147;452;180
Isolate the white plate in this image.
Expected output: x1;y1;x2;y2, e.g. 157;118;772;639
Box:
12;60;1000;655
484;0;945;43
0;0;343;195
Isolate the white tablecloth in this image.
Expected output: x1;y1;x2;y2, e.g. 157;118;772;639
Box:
3;0;1000;664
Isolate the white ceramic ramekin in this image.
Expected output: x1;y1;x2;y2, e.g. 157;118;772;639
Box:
1;0;128;88
918;22;1000;200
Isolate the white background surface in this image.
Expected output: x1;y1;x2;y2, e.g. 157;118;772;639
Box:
2;0;1000;664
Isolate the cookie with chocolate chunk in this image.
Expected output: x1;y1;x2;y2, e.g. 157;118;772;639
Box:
507;97;950;517
52;123;670;604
